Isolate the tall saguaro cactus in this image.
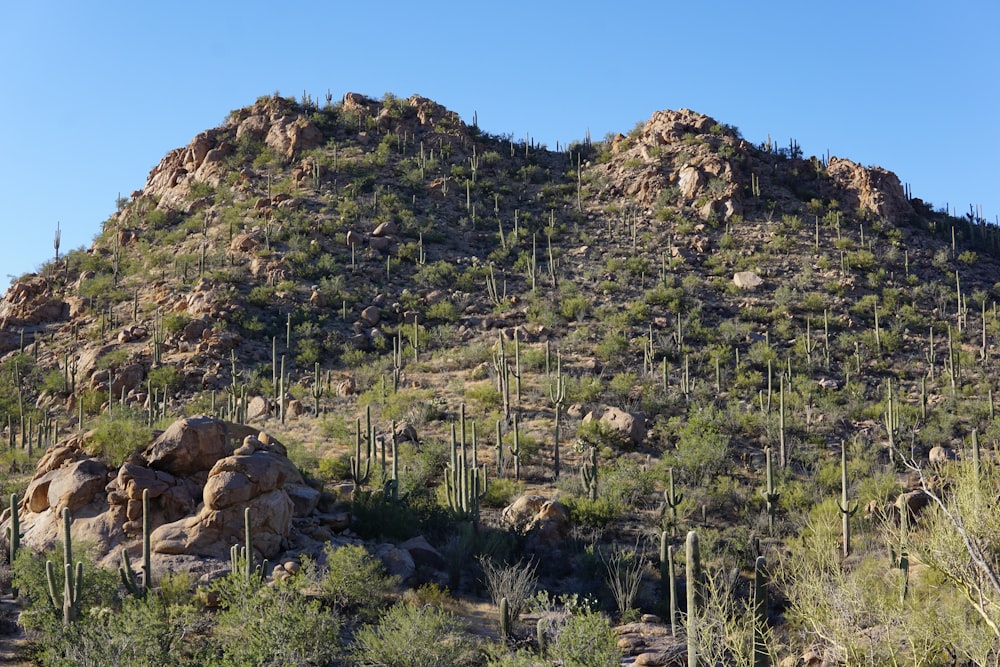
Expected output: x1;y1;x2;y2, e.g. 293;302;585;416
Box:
46;508;83;625
580;446;598;501
548;356;566;479
119;488;152;598
445;422;488;528
663;467;683;536
761;448;780;536
686;530;700;667
838;442;859;558
7;494;19;565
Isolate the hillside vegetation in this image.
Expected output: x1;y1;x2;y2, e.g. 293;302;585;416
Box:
1;90;999;665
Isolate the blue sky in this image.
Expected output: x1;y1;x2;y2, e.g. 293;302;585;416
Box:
1;1;996;287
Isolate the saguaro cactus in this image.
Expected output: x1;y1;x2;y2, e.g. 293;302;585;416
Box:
350;418;372;495
509;414;521;481
7;494;19;565
548;360;566;479
119;488;152;597
580;446;598;501
445;422;488;528
889;501;910;603
761;448;780;536
499;596;511;641
664;467;683;536
231;507;267;583
46;508;83;625
686;530;700;667
660;533;678;637
838;442;859;558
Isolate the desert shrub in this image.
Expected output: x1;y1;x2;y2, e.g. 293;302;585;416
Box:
550;609;620;667
464;382;502;411
560;294;590;321
481;477;523;509
667;406;731;484
147;364;183;395
25;595;210;667
351;602;480;667
95;348;129;371
594;331;628;364
310;543;397;621
211;578;340;667
562;496;620;528
413;260;457;288
85;410;151;467
13;543;120;639
426;299;460;322
160;312;191;336
479;556;538;622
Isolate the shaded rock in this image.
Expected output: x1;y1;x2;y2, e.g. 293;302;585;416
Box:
500;495;570;549
400;535;445;570
360;306;381;326
929;446;955;465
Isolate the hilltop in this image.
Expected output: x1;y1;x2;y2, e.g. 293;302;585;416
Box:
0;91;999;665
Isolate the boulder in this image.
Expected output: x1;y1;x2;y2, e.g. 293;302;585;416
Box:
152;488;292;560
372;221;398;237
246;395;271;421
144;415;231;476
360;306;381;326
733;271;763;290
600;407;647;445
400;535;445;570
929;446;956;465
500;495;570;549
204;450;303;511
677;165;704;199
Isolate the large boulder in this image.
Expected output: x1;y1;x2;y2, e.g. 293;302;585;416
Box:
500;495;570;549
151;489;293;561
599;407;647;445
144;416;231;476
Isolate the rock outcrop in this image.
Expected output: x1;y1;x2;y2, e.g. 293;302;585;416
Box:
5;415;324;570
827;156;913;223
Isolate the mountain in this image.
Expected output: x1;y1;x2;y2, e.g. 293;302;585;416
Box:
1;91;999;663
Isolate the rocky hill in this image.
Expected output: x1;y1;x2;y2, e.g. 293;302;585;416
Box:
1;91;999;665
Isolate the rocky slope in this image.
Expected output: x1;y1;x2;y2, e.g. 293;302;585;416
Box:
0;90;999;662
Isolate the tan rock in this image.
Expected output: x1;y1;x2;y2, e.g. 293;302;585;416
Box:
601;407;647;445
677;165;704;199
144;415;230;476
733;271;763;290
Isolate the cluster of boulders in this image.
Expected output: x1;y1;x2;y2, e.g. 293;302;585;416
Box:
0;276;68;345
3;416;333;574
593;108;744;221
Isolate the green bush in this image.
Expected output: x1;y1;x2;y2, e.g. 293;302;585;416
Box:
352;603;480;667
13;542;120;638
24;594;209;667
310;543;398;621
147;365;183;395
481;477;524;509
211;577;340;667
85;411;152;467
551;610;620;667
